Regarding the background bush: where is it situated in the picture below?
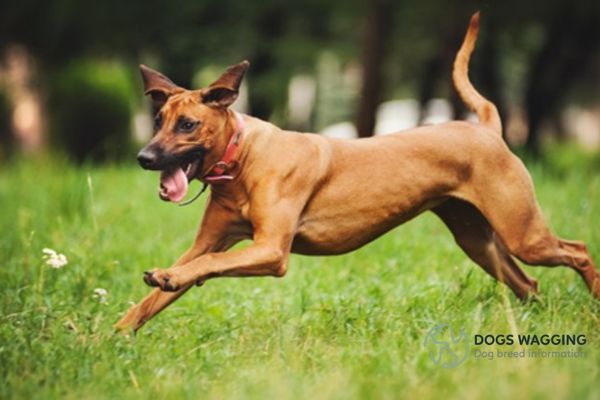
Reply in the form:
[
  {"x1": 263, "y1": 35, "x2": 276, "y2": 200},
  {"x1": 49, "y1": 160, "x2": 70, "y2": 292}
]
[{"x1": 48, "y1": 61, "x2": 135, "y2": 163}]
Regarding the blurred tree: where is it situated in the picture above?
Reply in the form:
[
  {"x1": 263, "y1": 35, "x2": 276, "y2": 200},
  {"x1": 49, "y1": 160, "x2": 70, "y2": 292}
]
[
  {"x1": 0, "y1": 89, "x2": 13, "y2": 160},
  {"x1": 524, "y1": 2, "x2": 600, "y2": 154},
  {"x1": 0, "y1": 0, "x2": 598, "y2": 158},
  {"x1": 355, "y1": 0, "x2": 392, "y2": 138},
  {"x1": 0, "y1": 0, "x2": 362, "y2": 130}
]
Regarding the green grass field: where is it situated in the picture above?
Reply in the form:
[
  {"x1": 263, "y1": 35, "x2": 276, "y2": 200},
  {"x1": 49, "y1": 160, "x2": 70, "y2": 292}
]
[{"x1": 1, "y1": 148, "x2": 599, "y2": 399}]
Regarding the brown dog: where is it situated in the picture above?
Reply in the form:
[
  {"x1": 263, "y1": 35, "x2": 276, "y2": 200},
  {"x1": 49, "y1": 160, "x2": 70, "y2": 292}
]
[{"x1": 115, "y1": 12, "x2": 600, "y2": 332}]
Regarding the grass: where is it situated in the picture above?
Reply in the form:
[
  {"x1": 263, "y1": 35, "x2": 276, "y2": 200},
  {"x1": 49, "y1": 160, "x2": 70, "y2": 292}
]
[{"x1": 0, "y1": 147, "x2": 599, "y2": 400}]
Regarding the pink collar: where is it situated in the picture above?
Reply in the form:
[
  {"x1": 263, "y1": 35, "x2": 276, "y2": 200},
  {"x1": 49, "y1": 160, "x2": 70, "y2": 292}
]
[{"x1": 202, "y1": 111, "x2": 245, "y2": 183}]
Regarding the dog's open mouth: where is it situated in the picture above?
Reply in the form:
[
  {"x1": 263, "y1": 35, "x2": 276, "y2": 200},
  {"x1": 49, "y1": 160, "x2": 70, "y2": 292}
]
[{"x1": 159, "y1": 160, "x2": 201, "y2": 202}]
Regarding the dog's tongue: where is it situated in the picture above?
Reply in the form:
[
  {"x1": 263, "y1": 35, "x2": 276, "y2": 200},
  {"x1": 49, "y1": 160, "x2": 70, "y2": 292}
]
[{"x1": 160, "y1": 168, "x2": 188, "y2": 202}]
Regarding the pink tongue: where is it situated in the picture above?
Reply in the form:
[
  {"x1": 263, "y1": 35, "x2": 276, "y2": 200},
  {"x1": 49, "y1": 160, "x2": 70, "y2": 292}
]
[{"x1": 160, "y1": 168, "x2": 189, "y2": 202}]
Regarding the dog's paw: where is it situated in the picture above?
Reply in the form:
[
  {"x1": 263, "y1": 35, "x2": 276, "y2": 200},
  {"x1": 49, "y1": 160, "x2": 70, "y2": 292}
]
[{"x1": 143, "y1": 269, "x2": 181, "y2": 291}]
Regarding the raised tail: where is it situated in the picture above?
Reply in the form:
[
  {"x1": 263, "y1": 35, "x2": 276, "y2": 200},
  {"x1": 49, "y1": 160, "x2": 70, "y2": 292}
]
[{"x1": 453, "y1": 11, "x2": 502, "y2": 134}]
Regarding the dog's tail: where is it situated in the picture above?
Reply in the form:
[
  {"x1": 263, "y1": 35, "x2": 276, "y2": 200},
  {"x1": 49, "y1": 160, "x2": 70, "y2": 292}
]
[{"x1": 453, "y1": 11, "x2": 502, "y2": 135}]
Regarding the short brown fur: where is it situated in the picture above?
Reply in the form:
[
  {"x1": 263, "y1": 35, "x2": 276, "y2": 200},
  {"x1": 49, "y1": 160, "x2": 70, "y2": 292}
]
[{"x1": 115, "y1": 12, "x2": 599, "y2": 332}]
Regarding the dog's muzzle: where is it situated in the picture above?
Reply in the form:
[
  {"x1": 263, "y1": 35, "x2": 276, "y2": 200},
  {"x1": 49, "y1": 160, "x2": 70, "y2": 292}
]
[
  {"x1": 136, "y1": 144, "x2": 206, "y2": 203},
  {"x1": 137, "y1": 148, "x2": 159, "y2": 170}
]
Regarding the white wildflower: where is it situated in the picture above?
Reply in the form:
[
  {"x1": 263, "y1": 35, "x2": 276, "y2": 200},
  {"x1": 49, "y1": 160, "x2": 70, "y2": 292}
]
[
  {"x1": 42, "y1": 248, "x2": 68, "y2": 269},
  {"x1": 92, "y1": 288, "x2": 108, "y2": 303}
]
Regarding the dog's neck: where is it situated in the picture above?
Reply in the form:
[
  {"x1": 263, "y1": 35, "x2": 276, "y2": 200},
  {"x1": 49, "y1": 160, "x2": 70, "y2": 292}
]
[
  {"x1": 196, "y1": 109, "x2": 243, "y2": 181},
  {"x1": 201, "y1": 111, "x2": 245, "y2": 183}
]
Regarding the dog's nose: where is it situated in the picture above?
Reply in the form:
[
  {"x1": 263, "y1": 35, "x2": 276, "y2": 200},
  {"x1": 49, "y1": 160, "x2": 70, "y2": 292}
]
[{"x1": 137, "y1": 149, "x2": 157, "y2": 169}]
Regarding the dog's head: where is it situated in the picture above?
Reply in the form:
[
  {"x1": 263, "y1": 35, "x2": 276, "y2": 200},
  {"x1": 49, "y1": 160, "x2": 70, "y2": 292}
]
[{"x1": 136, "y1": 61, "x2": 249, "y2": 202}]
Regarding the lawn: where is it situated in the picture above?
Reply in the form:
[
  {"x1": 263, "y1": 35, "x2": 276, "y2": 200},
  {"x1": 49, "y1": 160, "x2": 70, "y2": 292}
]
[{"x1": 1, "y1": 148, "x2": 599, "y2": 399}]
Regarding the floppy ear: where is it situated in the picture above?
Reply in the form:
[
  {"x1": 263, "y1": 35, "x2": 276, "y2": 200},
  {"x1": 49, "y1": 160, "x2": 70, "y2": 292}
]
[
  {"x1": 201, "y1": 60, "x2": 250, "y2": 108},
  {"x1": 139, "y1": 64, "x2": 182, "y2": 110}
]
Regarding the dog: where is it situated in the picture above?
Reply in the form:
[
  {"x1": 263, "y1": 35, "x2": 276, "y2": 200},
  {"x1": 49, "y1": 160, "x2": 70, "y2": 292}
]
[{"x1": 115, "y1": 12, "x2": 600, "y2": 332}]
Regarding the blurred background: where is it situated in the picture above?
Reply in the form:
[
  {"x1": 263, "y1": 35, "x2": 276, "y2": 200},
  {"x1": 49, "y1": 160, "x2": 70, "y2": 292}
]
[{"x1": 0, "y1": 0, "x2": 598, "y2": 163}]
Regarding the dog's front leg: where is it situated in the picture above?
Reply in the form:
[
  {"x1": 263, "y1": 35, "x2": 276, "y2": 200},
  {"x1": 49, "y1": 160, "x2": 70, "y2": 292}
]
[
  {"x1": 114, "y1": 200, "x2": 239, "y2": 332},
  {"x1": 143, "y1": 198, "x2": 301, "y2": 291},
  {"x1": 143, "y1": 241, "x2": 290, "y2": 291}
]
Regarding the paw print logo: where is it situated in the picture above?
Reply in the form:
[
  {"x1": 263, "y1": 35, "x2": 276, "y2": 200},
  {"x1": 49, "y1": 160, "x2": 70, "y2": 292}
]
[{"x1": 424, "y1": 323, "x2": 470, "y2": 368}]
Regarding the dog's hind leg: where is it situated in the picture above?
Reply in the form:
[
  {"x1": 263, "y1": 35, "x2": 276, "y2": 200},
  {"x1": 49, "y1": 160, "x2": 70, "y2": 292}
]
[
  {"x1": 115, "y1": 235, "x2": 241, "y2": 332},
  {"x1": 114, "y1": 200, "x2": 241, "y2": 332},
  {"x1": 432, "y1": 198, "x2": 538, "y2": 299},
  {"x1": 505, "y1": 233, "x2": 600, "y2": 299},
  {"x1": 114, "y1": 285, "x2": 193, "y2": 332},
  {"x1": 465, "y1": 165, "x2": 600, "y2": 299}
]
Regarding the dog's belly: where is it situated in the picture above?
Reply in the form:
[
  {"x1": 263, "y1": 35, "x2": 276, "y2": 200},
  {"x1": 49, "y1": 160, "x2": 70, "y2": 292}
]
[{"x1": 291, "y1": 197, "x2": 444, "y2": 255}]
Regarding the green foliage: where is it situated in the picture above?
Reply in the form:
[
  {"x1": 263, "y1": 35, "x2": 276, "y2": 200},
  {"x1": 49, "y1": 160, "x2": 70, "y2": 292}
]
[
  {"x1": 48, "y1": 61, "x2": 135, "y2": 162},
  {"x1": 541, "y1": 143, "x2": 600, "y2": 177},
  {"x1": 0, "y1": 153, "x2": 598, "y2": 399},
  {"x1": 1, "y1": 0, "x2": 598, "y2": 146}
]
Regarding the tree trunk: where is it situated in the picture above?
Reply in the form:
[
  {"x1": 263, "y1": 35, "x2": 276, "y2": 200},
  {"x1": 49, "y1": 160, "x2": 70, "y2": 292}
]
[
  {"x1": 248, "y1": 8, "x2": 286, "y2": 121},
  {"x1": 525, "y1": 5, "x2": 599, "y2": 154},
  {"x1": 355, "y1": 0, "x2": 392, "y2": 138}
]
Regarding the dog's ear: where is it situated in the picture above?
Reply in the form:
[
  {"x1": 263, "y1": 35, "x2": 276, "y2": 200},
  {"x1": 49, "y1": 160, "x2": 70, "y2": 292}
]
[
  {"x1": 201, "y1": 60, "x2": 250, "y2": 108},
  {"x1": 139, "y1": 65, "x2": 182, "y2": 110}
]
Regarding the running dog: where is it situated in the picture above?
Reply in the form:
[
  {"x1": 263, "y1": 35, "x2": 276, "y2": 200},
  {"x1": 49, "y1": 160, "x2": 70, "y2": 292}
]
[{"x1": 115, "y1": 12, "x2": 599, "y2": 332}]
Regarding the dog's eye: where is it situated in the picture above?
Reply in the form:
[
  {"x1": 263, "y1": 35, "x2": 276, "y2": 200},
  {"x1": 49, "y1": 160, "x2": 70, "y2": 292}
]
[
  {"x1": 153, "y1": 114, "x2": 163, "y2": 131},
  {"x1": 178, "y1": 119, "x2": 199, "y2": 133}
]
